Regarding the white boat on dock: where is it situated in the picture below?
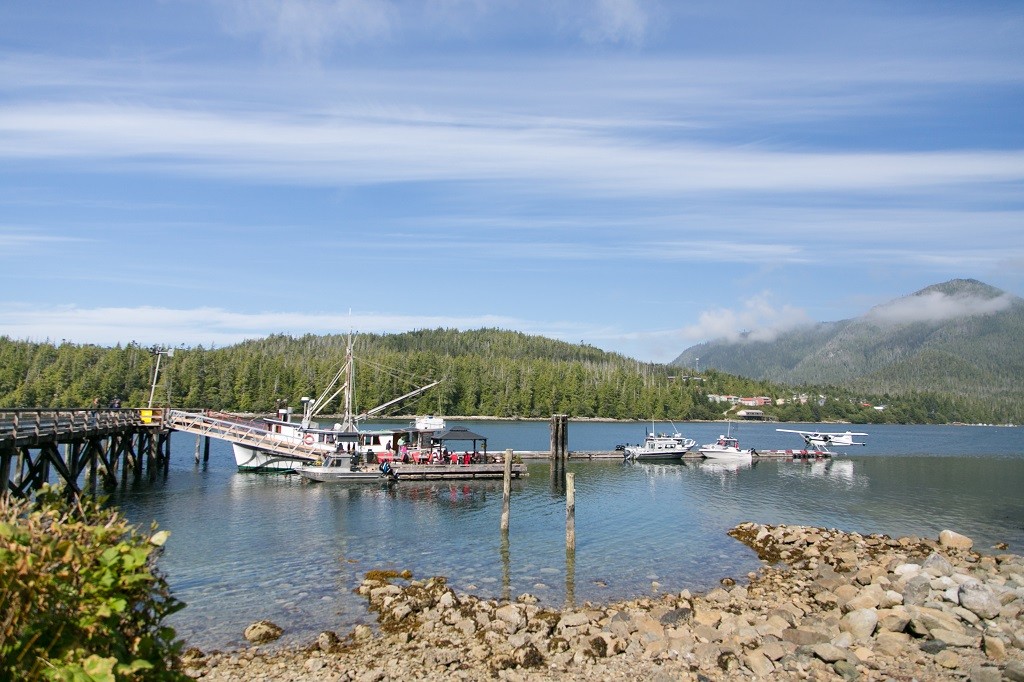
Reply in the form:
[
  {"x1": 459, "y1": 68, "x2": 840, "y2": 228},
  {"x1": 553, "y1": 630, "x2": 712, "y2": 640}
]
[
  {"x1": 622, "y1": 422, "x2": 697, "y2": 460},
  {"x1": 294, "y1": 454, "x2": 400, "y2": 483},
  {"x1": 698, "y1": 434, "x2": 754, "y2": 462}
]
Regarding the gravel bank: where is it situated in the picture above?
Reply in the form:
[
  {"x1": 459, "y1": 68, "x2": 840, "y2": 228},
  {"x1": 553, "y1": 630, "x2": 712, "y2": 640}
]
[{"x1": 182, "y1": 523, "x2": 1024, "y2": 681}]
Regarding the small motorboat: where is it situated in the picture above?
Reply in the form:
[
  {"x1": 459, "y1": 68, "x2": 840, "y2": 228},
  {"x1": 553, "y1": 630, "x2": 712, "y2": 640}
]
[
  {"x1": 699, "y1": 434, "x2": 753, "y2": 462},
  {"x1": 623, "y1": 430, "x2": 697, "y2": 460}
]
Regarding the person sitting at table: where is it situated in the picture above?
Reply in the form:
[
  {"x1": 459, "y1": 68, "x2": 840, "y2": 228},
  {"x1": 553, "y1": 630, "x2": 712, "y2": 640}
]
[{"x1": 449, "y1": 450, "x2": 459, "y2": 465}]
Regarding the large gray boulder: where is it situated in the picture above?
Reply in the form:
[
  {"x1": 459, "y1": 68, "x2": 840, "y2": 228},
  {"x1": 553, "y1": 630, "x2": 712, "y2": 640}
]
[
  {"x1": 957, "y1": 581, "x2": 1002, "y2": 620},
  {"x1": 921, "y1": 552, "x2": 954, "y2": 577},
  {"x1": 840, "y1": 608, "x2": 878, "y2": 640}
]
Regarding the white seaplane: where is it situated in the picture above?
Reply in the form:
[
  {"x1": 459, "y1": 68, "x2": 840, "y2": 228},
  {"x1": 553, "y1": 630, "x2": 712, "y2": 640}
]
[{"x1": 775, "y1": 429, "x2": 868, "y2": 450}]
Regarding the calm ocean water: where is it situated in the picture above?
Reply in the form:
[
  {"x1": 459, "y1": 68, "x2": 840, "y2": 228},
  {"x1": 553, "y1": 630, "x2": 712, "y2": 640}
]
[{"x1": 110, "y1": 420, "x2": 1024, "y2": 651}]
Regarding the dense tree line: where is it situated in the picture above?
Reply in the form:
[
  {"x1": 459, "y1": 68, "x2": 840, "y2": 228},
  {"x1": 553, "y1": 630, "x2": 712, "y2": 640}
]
[{"x1": 0, "y1": 330, "x2": 1013, "y2": 424}]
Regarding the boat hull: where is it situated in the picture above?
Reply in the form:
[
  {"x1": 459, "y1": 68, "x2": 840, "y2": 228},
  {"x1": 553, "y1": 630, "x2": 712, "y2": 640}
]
[
  {"x1": 699, "y1": 447, "x2": 753, "y2": 462},
  {"x1": 623, "y1": 447, "x2": 692, "y2": 461},
  {"x1": 295, "y1": 466, "x2": 387, "y2": 482},
  {"x1": 232, "y1": 443, "x2": 316, "y2": 472}
]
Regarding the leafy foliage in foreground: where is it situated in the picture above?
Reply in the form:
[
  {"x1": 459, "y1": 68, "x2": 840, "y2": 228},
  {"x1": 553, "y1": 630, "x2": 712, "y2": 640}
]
[
  {"x1": 0, "y1": 487, "x2": 186, "y2": 681},
  {"x1": 0, "y1": 328, "x2": 1010, "y2": 423}
]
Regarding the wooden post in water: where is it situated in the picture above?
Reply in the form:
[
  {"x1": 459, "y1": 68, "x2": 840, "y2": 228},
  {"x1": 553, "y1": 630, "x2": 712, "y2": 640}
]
[
  {"x1": 194, "y1": 435, "x2": 201, "y2": 463},
  {"x1": 88, "y1": 439, "x2": 99, "y2": 492},
  {"x1": 549, "y1": 414, "x2": 569, "y2": 461},
  {"x1": 565, "y1": 472, "x2": 576, "y2": 552},
  {"x1": 161, "y1": 432, "x2": 171, "y2": 474},
  {"x1": 0, "y1": 449, "x2": 11, "y2": 499},
  {"x1": 203, "y1": 435, "x2": 211, "y2": 462},
  {"x1": 147, "y1": 433, "x2": 158, "y2": 479},
  {"x1": 550, "y1": 414, "x2": 569, "y2": 487},
  {"x1": 500, "y1": 448, "x2": 513, "y2": 533},
  {"x1": 14, "y1": 448, "x2": 25, "y2": 490}
]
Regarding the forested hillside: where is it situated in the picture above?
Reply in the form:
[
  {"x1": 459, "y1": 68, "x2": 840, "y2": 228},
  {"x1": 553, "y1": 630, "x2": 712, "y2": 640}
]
[
  {"x1": 673, "y1": 279, "x2": 1024, "y2": 422},
  {"x1": 0, "y1": 328, "x2": 1009, "y2": 424}
]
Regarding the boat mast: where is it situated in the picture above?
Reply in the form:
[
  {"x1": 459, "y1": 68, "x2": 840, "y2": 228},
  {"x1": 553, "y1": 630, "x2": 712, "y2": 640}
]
[
  {"x1": 299, "y1": 333, "x2": 355, "y2": 430},
  {"x1": 339, "y1": 333, "x2": 356, "y2": 432}
]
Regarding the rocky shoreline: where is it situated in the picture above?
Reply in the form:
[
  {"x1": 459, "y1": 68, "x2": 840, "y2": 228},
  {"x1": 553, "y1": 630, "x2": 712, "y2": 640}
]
[{"x1": 183, "y1": 523, "x2": 1023, "y2": 681}]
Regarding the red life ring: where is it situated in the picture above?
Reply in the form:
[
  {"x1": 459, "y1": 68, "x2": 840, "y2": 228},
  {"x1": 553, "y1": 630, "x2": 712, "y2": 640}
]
[{"x1": 304, "y1": 434, "x2": 315, "y2": 445}]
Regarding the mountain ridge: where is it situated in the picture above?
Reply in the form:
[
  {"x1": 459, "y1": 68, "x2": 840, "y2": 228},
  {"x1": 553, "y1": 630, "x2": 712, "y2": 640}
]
[{"x1": 672, "y1": 279, "x2": 1024, "y2": 409}]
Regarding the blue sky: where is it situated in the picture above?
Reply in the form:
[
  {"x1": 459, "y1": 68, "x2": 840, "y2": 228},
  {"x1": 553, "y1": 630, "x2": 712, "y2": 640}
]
[{"x1": 1, "y1": 1, "x2": 1022, "y2": 363}]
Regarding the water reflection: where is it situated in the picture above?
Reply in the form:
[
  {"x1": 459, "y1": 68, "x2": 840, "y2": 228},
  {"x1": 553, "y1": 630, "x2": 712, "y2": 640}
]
[
  {"x1": 109, "y1": 424, "x2": 1024, "y2": 652},
  {"x1": 697, "y1": 459, "x2": 753, "y2": 474},
  {"x1": 774, "y1": 458, "x2": 864, "y2": 487}
]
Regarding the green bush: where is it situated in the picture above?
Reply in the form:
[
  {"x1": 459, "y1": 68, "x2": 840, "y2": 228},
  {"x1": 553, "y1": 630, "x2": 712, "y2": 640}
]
[{"x1": 0, "y1": 486, "x2": 187, "y2": 681}]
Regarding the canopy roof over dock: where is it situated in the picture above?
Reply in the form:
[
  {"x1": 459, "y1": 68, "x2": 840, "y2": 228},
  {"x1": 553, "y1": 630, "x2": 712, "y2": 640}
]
[{"x1": 432, "y1": 426, "x2": 488, "y2": 452}]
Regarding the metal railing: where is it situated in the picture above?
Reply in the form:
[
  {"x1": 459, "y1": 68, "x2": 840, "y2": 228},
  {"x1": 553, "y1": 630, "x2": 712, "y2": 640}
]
[{"x1": 164, "y1": 409, "x2": 324, "y2": 461}]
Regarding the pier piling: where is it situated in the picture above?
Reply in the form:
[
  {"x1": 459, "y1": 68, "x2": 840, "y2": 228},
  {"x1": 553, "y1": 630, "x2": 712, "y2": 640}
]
[
  {"x1": 500, "y1": 448, "x2": 513, "y2": 533},
  {"x1": 566, "y1": 471, "x2": 576, "y2": 552},
  {"x1": 550, "y1": 414, "x2": 568, "y2": 461}
]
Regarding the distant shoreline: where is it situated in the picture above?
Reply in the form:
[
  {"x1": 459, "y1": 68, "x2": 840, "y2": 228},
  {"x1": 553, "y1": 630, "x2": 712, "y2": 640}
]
[{"x1": 217, "y1": 412, "x2": 1014, "y2": 427}]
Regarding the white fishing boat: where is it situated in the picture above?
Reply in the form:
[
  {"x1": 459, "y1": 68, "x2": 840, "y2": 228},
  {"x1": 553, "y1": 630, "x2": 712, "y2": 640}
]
[
  {"x1": 230, "y1": 412, "x2": 342, "y2": 472},
  {"x1": 623, "y1": 426, "x2": 697, "y2": 461},
  {"x1": 233, "y1": 335, "x2": 440, "y2": 472}
]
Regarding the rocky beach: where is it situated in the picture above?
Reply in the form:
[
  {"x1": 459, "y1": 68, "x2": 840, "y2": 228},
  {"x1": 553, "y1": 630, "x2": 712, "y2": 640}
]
[{"x1": 183, "y1": 523, "x2": 1023, "y2": 681}]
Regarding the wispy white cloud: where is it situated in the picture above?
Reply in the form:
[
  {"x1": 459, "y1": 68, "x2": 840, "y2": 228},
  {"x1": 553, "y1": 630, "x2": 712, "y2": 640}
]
[
  {"x1": 0, "y1": 304, "x2": 518, "y2": 347},
  {"x1": 867, "y1": 291, "x2": 1016, "y2": 325},
  {"x1": 0, "y1": 228, "x2": 88, "y2": 252},
  {"x1": 214, "y1": 0, "x2": 398, "y2": 58},
  {"x1": 0, "y1": 302, "x2": 684, "y2": 362},
  {"x1": 2, "y1": 103, "x2": 1022, "y2": 197},
  {"x1": 678, "y1": 293, "x2": 814, "y2": 344},
  {"x1": 578, "y1": 0, "x2": 649, "y2": 45}
]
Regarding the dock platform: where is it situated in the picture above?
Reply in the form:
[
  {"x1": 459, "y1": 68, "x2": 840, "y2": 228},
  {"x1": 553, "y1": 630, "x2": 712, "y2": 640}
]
[{"x1": 390, "y1": 462, "x2": 527, "y2": 480}]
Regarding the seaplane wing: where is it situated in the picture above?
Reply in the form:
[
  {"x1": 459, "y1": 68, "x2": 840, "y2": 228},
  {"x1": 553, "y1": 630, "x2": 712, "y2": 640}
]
[{"x1": 776, "y1": 429, "x2": 868, "y2": 446}]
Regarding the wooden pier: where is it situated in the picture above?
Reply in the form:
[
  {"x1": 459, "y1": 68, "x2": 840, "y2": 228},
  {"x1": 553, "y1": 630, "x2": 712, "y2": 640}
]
[{"x1": 0, "y1": 408, "x2": 170, "y2": 498}]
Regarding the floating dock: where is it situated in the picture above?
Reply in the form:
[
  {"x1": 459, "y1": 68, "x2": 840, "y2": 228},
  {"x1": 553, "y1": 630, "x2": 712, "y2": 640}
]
[
  {"x1": 390, "y1": 461, "x2": 527, "y2": 480},
  {"x1": 512, "y1": 449, "x2": 833, "y2": 461}
]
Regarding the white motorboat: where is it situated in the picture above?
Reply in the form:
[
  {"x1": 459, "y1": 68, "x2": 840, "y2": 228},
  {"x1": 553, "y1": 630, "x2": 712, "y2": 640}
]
[
  {"x1": 623, "y1": 428, "x2": 697, "y2": 460},
  {"x1": 699, "y1": 434, "x2": 753, "y2": 462},
  {"x1": 295, "y1": 453, "x2": 400, "y2": 483}
]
